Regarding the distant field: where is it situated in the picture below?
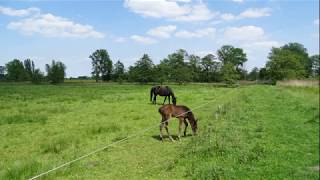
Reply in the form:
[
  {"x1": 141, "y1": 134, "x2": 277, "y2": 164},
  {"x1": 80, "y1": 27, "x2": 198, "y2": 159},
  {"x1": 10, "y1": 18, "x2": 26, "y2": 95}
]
[{"x1": 0, "y1": 83, "x2": 319, "y2": 179}]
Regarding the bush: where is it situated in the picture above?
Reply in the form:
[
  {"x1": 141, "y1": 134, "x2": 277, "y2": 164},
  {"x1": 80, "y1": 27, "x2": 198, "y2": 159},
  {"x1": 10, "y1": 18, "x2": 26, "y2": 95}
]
[
  {"x1": 45, "y1": 60, "x2": 66, "y2": 84},
  {"x1": 31, "y1": 69, "x2": 44, "y2": 84}
]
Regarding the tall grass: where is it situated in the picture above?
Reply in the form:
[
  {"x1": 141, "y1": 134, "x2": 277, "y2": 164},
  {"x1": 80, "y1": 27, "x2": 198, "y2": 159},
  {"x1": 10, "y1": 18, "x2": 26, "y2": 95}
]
[
  {"x1": 171, "y1": 86, "x2": 319, "y2": 179},
  {"x1": 0, "y1": 84, "x2": 318, "y2": 179}
]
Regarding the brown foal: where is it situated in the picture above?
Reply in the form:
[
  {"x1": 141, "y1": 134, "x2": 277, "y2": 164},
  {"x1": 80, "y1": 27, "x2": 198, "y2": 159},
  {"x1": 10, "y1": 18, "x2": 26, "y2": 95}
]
[{"x1": 158, "y1": 104, "x2": 198, "y2": 141}]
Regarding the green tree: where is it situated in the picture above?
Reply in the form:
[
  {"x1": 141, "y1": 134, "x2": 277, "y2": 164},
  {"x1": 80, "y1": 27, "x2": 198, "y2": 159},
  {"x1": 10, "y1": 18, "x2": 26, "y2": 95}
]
[
  {"x1": 159, "y1": 49, "x2": 192, "y2": 83},
  {"x1": 113, "y1": 60, "x2": 125, "y2": 82},
  {"x1": 309, "y1": 54, "x2": 319, "y2": 77},
  {"x1": 24, "y1": 59, "x2": 44, "y2": 84},
  {"x1": 217, "y1": 45, "x2": 247, "y2": 84},
  {"x1": 221, "y1": 63, "x2": 239, "y2": 84},
  {"x1": 239, "y1": 69, "x2": 248, "y2": 80},
  {"x1": 5, "y1": 59, "x2": 28, "y2": 81},
  {"x1": 154, "y1": 63, "x2": 169, "y2": 84},
  {"x1": 200, "y1": 54, "x2": 221, "y2": 82},
  {"x1": 188, "y1": 54, "x2": 201, "y2": 82},
  {"x1": 89, "y1": 49, "x2": 113, "y2": 82},
  {"x1": 248, "y1": 67, "x2": 259, "y2": 81},
  {"x1": 24, "y1": 59, "x2": 35, "y2": 80},
  {"x1": 266, "y1": 43, "x2": 309, "y2": 81},
  {"x1": 217, "y1": 45, "x2": 247, "y2": 70},
  {"x1": 128, "y1": 54, "x2": 155, "y2": 83},
  {"x1": 0, "y1": 66, "x2": 5, "y2": 80},
  {"x1": 31, "y1": 69, "x2": 44, "y2": 84},
  {"x1": 45, "y1": 60, "x2": 66, "y2": 84},
  {"x1": 259, "y1": 68, "x2": 269, "y2": 80}
]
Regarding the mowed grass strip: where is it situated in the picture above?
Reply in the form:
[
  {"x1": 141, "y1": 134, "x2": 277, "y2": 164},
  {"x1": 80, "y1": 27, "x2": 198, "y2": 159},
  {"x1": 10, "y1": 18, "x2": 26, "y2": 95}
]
[{"x1": 0, "y1": 83, "x2": 318, "y2": 179}]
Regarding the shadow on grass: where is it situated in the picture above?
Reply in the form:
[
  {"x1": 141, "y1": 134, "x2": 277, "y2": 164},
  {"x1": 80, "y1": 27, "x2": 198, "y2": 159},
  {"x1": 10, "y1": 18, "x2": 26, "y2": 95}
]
[{"x1": 151, "y1": 134, "x2": 193, "y2": 141}]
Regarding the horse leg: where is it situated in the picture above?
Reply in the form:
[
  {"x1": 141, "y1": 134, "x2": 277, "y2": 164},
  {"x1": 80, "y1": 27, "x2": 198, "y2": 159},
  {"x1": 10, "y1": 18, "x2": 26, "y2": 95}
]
[
  {"x1": 153, "y1": 94, "x2": 157, "y2": 104},
  {"x1": 178, "y1": 118, "x2": 184, "y2": 140},
  {"x1": 168, "y1": 96, "x2": 171, "y2": 104},
  {"x1": 183, "y1": 118, "x2": 188, "y2": 136},
  {"x1": 165, "y1": 122, "x2": 174, "y2": 141},
  {"x1": 163, "y1": 96, "x2": 167, "y2": 105}
]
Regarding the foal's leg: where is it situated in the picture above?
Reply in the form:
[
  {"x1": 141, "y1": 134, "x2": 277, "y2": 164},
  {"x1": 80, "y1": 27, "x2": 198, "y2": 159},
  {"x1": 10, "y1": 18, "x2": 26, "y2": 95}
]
[
  {"x1": 164, "y1": 122, "x2": 174, "y2": 141},
  {"x1": 178, "y1": 118, "x2": 184, "y2": 140},
  {"x1": 159, "y1": 119, "x2": 165, "y2": 141},
  {"x1": 183, "y1": 118, "x2": 188, "y2": 136}
]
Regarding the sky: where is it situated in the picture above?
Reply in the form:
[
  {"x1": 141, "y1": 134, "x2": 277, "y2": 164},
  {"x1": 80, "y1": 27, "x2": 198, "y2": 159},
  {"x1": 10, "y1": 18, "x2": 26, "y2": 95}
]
[{"x1": 0, "y1": 0, "x2": 319, "y2": 77}]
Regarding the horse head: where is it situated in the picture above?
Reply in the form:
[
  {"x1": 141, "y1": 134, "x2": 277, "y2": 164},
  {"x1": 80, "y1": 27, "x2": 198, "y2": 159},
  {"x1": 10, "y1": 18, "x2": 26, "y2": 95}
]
[
  {"x1": 172, "y1": 97, "x2": 177, "y2": 105},
  {"x1": 192, "y1": 118, "x2": 198, "y2": 135}
]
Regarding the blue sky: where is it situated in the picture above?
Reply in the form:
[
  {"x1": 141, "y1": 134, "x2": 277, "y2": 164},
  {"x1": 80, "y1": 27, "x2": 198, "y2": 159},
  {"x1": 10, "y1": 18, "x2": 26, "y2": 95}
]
[{"x1": 0, "y1": 0, "x2": 319, "y2": 77}]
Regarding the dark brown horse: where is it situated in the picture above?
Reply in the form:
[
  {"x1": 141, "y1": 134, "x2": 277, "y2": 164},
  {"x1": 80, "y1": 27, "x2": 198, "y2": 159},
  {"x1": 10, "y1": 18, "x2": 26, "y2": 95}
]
[
  {"x1": 150, "y1": 86, "x2": 176, "y2": 105},
  {"x1": 158, "y1": 104, "x2": 198, "y2": 141}
]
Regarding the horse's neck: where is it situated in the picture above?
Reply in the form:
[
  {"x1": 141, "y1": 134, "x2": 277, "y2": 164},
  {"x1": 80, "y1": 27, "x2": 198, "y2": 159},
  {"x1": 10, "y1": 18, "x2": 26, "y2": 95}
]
[
  {"x1": 169, "y1": 90, "x2": 175, "y2": 97},
  {"x1": 187, "y1": 113, "x2": 195, "y2": 125}
]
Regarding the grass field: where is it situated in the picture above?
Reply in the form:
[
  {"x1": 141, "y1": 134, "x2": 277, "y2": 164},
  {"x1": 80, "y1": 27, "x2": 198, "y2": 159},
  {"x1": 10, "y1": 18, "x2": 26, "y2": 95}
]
[{"x1": 0, "y1": 83, "x2": 319, "y2": 179}]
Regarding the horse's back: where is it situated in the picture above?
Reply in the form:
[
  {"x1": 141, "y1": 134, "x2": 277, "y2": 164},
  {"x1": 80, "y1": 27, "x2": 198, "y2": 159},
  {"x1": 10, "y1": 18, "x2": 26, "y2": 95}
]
[
  {"x1": 159, "y1": 104, "x2": 190, "y2": 118},
  {"x1": 158, "y1": 104, "x2": 174, "y2": 114}
]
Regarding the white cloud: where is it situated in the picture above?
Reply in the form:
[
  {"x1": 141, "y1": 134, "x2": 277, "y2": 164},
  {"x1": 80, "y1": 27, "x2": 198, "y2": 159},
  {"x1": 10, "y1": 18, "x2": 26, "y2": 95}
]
[
  {"x1": 240, "y1": 40, "x2": 280, "y2": 69},
  {"x1": 239, "y1": 8, "x2": 271, "y2": 18},
  {"x1": 220, "y1": 13, "x2": 236, "y2": 21},
  {"x1": 314, "y1": 19, "x2": 319, "y2": 25},
  {"x1": 224, "y1": 26, "x2": 265, "y2": 41},
  {"x1": 130, "y1": 35, "x2": 157, "y2": 44},
  {"x1": 0, "y1": 6, "x2": 40, "y2": 17},
  {"x1": 219, "y1": 8, "x2": 271, "y2": 22},
  {"x1": 175, "y1": 27, "x2": 215, "y2": 38},
  {"x1": 173, "y1": 4, "x2": 216, "y2": 22},
  {"x1": 7, "y1": 13, "x2": 105, "y2": 38},
  {"x1": 124, "y1": 0, "x2": 216, "y2": 22},
  {"x1": 218, "y1": 25, "x2": 280, "y2": 69},
  {"x1": 124, "y1": 0, "x2": 189, "y2": 18},
  {"x1": 147, "y1": 25, "x2": 176, "y2": 38}
]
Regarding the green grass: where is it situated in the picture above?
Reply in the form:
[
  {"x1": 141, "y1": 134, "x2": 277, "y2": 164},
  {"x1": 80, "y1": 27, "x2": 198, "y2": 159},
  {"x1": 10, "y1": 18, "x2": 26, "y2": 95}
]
[{"x1": 0, "y1": 83, "x2": 318, "y2": 179}]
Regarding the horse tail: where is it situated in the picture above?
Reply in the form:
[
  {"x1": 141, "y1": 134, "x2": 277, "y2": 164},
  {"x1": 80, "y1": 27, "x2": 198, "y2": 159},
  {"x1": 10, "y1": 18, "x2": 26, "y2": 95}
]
[{"x1": 150, "y1": 87, "x2": 154, "y2": 101}]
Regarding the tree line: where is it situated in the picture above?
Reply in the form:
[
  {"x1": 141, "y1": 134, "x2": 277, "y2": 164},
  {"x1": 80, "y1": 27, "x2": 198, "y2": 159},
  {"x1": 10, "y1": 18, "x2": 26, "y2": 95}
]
[
  {"x1": 89, "y1": 42, "x2": 319, "y2": 84},
  {"x1": 0, "y1": 42, "x2": 319, "y2": 84},
  {"x1": 0, "y1": 59, "x2": 66, "y2": 84},
  {"x1": 89, "y1": 45, "x2": 247, "y2": 84}
]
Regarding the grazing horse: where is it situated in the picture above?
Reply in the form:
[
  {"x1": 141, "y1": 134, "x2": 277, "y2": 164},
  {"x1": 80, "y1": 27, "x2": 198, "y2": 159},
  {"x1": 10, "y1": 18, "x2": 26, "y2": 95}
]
[
  {"x1": 158, "y1": 104, "x2": 198, "y2": 141},
  {"x1": 150, "y1": 86, "x2": 176, "y2": 105}
]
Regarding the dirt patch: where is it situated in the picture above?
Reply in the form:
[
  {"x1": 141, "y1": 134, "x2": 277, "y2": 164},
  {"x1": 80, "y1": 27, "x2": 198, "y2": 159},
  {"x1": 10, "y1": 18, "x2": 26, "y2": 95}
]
[
  {"x1": 277, "y1": 80, "x2": 319, "y2": 87},
  {"x1": 309, "y1": 165, "x2": 319, "y2": 171}
]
